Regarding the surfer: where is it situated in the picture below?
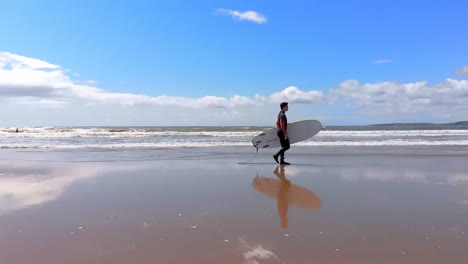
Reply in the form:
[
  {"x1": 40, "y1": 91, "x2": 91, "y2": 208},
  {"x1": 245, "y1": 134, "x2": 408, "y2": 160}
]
[{"x1": 273, "y1": 102, "x2": 290, "y2": 165}]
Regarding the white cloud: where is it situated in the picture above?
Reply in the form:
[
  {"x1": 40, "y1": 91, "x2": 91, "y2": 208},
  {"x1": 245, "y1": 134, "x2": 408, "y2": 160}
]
[
  {"x1": 269, "y1": 86, "x2": 326, "y2": 104},
  {"x1": 455, "y1": 65, "x2": 468, "y2": 77},
  {"x1": 15, "y1": 98, "x2": 69, "y2": 108},
  {"x1": 216, "y1": 9, "x2": 267, "y2": 24},
  {"x1": 373, "y1": 59, "x2": 392, "y2": 64},
  {"x1": 0, "y1": 52, "x2": 323, "y2": 109},
  {"x1": 0, "y1": 52, "x2": 59, "y2": 69},
  {"x1": 87, "y1": 80, "x2": 98, "y2": 85},
  {"x1": 2, "y1": 51, "x2": 468, "y2": 126},
  {"x1": 332, "y1": 79, "x2": 468, "y2": 116},
  {"x1": 0, "y1": 53, "x2": 325, "y2": 125}
]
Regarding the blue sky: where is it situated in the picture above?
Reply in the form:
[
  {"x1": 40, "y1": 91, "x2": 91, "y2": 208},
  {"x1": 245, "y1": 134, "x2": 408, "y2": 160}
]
[{"x1": 0, "y1": 0, "x2": 467, "y2": 126}]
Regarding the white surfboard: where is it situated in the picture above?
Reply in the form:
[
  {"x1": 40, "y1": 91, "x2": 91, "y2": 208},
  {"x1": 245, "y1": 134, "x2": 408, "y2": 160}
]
[{"x1": 252, "y1": 120, "x2": 322, "y2": 149}]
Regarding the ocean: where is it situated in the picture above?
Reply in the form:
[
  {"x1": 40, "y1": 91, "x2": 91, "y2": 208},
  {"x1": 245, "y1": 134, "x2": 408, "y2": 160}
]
[{"x1": 1, "y1": 126, "x2": 468, "y2": 153}]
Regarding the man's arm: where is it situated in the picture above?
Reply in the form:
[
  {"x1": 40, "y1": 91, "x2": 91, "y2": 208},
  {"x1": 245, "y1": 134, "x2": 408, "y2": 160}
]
[{"x1": 280, "y1": 118, "x2": 288, "y2": 139}]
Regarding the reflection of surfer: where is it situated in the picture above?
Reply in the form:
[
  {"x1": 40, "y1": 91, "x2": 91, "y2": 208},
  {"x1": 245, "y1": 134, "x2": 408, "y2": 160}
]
[
  {"x1": 252, "y1": 166, "x2": 322, "y2": 229},
  {"x1": 274, "y1": 165, "x2": 290, "y2": 228}
]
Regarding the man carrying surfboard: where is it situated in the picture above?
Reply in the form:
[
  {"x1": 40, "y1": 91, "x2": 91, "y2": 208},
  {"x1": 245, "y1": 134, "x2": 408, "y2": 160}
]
[{"x1": 273, "y1": 102, "x2": 290, "y2": 165}]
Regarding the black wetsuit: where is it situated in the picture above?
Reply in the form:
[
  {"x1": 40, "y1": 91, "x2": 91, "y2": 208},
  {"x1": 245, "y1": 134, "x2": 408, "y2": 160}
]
[{"x1": 275, "y1": 111, "x2": 290, "y2": 161}]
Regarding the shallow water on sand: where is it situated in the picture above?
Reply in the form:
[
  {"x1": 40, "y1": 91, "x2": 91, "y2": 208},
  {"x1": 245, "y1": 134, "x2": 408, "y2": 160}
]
[{"x1": 0, "y1": 150, "x2": 467, "y2": 264}]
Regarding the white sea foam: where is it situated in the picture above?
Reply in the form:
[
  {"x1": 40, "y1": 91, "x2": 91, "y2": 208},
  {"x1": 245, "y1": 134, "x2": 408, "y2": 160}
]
[
  {"x1": 0, "y1": 127, "x2": 262, "y2": 138},
  {"x1": 299, "y1": 140, "x2": 468, "y2": 146},
  {"x1": 1, "y1": 127, "x2": 468, "y2": 138},
  {"x1": 239, "y1": 237, "x2": 281, "y2": 264},
  {"x1": 0, "y1": 142, "x2": 252, "y2": 149},
  {"x1": 1, "y1": 127, "x2": 467, "y2": 149},
  {"x1": 1, "y1": 139, "x2": 468, "y2": 149},
  {"x1": 320, "y1": 130, "x2": 468, "y2": 137}
]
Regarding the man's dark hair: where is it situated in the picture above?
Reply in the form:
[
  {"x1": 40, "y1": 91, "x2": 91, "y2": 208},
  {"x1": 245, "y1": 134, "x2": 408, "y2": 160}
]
[{"x1": 280, "y1": 102, "x2": 288, "y2": 108}]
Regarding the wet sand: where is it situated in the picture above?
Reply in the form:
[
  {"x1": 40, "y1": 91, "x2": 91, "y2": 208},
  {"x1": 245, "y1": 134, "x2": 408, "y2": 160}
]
[{"x1": 0, "y1": 149, "x2": 467, "y2": 264}]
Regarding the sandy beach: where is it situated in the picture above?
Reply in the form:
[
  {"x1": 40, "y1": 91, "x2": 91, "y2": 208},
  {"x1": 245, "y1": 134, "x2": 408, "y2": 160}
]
[
  {"x1": 0, "y1": 148, "x2": 467, "y2": 264},
  {"x1": 2, "y1": 0, "x2": 467, "y2": 262}
]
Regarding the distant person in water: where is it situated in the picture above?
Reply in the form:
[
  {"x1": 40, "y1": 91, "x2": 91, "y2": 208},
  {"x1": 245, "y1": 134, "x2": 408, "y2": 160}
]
[
  {"x1": 16, "y1": 128, "x2": 19, "y2": 133},
  {"x1": 273, "y1": 102, "x2": 290, "y2": 165}
]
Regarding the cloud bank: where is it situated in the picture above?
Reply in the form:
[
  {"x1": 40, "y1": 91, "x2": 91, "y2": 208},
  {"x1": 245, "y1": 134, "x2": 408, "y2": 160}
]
[
  {"x1": 332, "y1": 79, "x2": 468, "y2": 116},
  {"x1": 0, "y1": 52, "x2": 323, "y2": 108},
  {"x1": 1, "y1": 52, "x2": 468, "y2": 125}
]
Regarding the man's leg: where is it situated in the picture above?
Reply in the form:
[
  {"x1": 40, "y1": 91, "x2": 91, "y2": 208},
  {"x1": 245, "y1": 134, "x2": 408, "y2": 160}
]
[
  {"x1": 274, "y1": 130, "x2": 286, "y2": 163},
  {"x1": 280, "y1": 138, "x2": 290, "y2": 164}
]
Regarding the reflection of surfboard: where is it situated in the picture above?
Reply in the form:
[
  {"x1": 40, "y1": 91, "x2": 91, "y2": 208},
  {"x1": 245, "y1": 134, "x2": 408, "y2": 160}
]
[
  {"x1": 252, "y1": 177, "x2": 322, "y2": 210},
  {"x1": 252, "y1": 120, "x2": 322, "y2": 149}
]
